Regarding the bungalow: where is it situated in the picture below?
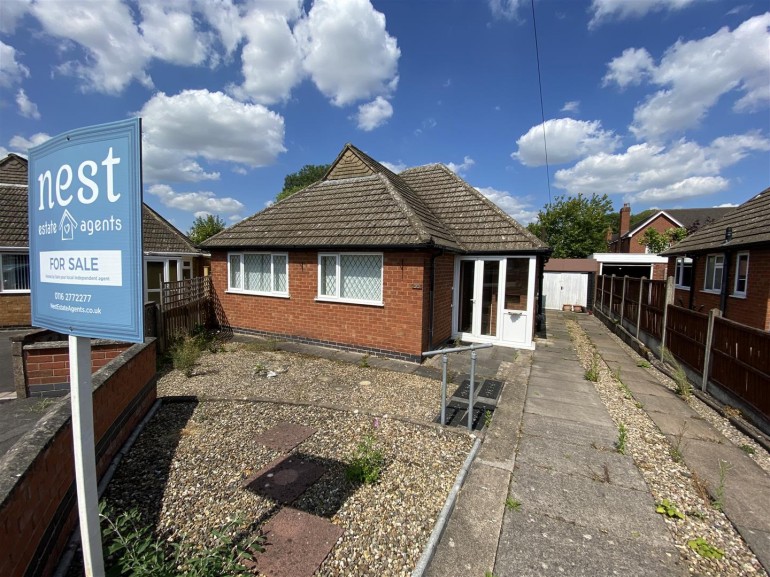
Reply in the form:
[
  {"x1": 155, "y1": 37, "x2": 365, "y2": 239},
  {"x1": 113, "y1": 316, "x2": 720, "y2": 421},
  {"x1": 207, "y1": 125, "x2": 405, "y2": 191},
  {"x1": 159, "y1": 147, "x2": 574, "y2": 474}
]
[
  {"x1": 662, "y1": 187, "x2": 770, "y2": 331},
  {"x1": 201, "y1": 144, "x2": 550, "y2": 361},
  {"x1": 0, "y1": 153, "x2": 206, "y2": 328}
]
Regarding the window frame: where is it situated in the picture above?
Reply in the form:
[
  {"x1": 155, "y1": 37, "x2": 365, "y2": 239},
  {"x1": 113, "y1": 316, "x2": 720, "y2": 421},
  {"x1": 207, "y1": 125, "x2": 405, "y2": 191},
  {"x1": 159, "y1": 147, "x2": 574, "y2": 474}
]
[
  {"x1": 703, "y1": 253, "x2": 724, "y2": 293},
  {"x1": 227, "y1": 252, "x2": 289, "y2": 298},
  {"x1": 732, "y1": 252, "x2": 749, "y2": 297},
  {"x1": 674, "y1": 257, "x2": 692, "y2": 289},
  {"x1": 0, "y1": 252, "x2": 31, "y2": 293},
  {"x1": 316, "y1": 252, "x2": 384, "y2": 306}
]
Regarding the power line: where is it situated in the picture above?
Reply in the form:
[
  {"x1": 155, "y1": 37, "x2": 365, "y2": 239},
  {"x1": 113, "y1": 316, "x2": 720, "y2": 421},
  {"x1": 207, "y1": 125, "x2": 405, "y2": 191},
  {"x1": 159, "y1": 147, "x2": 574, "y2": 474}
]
[{"x1": 530, "y1": 0, "x2": 552, "y2": 206}]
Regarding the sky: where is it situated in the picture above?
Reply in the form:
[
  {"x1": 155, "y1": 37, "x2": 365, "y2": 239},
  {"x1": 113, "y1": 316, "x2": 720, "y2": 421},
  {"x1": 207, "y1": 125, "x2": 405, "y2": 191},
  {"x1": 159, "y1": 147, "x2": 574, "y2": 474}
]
[{"x1": 1, "y1": 0, "x2": 769, "y2": 235}]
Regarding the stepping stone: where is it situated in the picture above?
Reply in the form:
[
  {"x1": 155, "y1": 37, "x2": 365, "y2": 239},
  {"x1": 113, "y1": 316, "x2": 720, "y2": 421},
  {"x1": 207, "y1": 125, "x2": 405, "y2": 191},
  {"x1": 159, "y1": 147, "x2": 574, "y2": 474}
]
[
  {"x1": 255, "y1": 508, "x2": 343, "y2": 577},
  {"x1": 254, "y1": 422, "x2": 317, "y2": 452},
  {"x1": 243, "y1": 454, "x2": 325, "y2": 503}
]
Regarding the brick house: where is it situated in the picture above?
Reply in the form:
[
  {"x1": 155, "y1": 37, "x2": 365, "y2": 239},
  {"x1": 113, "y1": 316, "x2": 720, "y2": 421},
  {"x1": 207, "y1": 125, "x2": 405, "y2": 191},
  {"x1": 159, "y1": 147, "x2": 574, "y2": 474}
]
[
  {"x1": 662, "y1": 187, "x2": 770, "y2": 331},
  {"x1": 0, "y1": 153, "x2": 205, "y2": 328},
  {"x1": 594, "y1": 203, "x2": 732, "y2": 280},
  {"x1": 202, "y1": 144, "x2": 550, "y2": 361}
]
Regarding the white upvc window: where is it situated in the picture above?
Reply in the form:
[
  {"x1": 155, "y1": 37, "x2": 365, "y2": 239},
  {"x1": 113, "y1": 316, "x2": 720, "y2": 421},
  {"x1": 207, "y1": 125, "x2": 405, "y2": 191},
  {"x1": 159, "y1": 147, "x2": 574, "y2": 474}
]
[
  {"x1": 228, "y1": 252, "x2": 289, "y2": 297},
  {"x1": 703, "y1": 254, "x2": 724, "y2": 293},
  {"x1": 733, "y1": 253, "x2": 749, "y2": 297},
  {"x1": 317, "y1": 253, "x2": 383, "y2": 306},
  {"x1": 0, "y1": 253, "x2": 30, "y2": 293},
  {"x1": 674, "y1": 257, "x2": 692, "y2": 289}
]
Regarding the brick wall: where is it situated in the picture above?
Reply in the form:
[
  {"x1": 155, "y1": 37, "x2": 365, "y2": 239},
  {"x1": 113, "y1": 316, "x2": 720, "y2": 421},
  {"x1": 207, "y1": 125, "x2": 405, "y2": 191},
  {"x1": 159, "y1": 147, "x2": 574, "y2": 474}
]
[
  {"x1": 0, "y1": 293, "x2": 31, "y2": 327},
  {"x1": 23, "y1": 342, "x2": 130, "y2": 397},
  {"x1": 0, "y1": 339, "x2": 157, "y2": 577},
  {"x1": 210, "y1": 250, "x2": 431, "y2": 360},
  {"x1": 430, "y1": 254, "x2": 454, "y2": 348}
]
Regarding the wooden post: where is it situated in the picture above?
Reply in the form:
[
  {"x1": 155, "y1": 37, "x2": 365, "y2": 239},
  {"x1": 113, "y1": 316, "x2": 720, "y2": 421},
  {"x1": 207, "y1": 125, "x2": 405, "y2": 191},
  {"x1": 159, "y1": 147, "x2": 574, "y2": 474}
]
[
  {"x1": 636, "y1": 277, "x2": 645, "y2": 340},
  {"x1": 659, "y1": 276, "x2": 675, "y2": 359},
  {"x1": 620, "y1": 276, "x2": 628, "y2": 325},
  {"x1": 702, "y1": 308, "x2": 721, "y2": 391},
  {"x1": 610, "y1": 275, "x2": 616, "y2": 320}
]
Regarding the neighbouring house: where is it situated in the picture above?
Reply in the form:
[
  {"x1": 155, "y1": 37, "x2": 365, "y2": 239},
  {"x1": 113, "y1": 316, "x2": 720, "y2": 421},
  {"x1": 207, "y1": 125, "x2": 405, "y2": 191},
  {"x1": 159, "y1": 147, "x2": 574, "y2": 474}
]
[
  {"x1": 0, "y1": 153, "x2": 206, "y2": 328},
  {"x1": 201, "y1": 143, "x2": 550, "y2": 361},
  {"x1": 594, "y1": 203, "x2": 733, "y2": 280},
  {"x1": 662, "y1": 187, "x2": 770, "y2": 331},
  {"x1": 543, "y1": 258, "x2": 599, "y2": 311}
]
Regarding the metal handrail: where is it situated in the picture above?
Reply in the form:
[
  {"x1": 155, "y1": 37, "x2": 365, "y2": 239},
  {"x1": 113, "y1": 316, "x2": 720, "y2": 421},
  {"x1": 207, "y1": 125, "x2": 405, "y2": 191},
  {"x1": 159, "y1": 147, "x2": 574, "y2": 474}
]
[{"x1": 422, "y1": 343, "x2": 494, "y2": 431}]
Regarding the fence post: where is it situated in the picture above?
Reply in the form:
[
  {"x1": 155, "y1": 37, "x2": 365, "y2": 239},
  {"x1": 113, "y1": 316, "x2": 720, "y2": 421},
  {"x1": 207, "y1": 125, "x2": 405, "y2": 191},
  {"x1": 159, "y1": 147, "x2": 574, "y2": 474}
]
[
  {"x1": 701, "y1": 308, "x2": 722, "y2": 391},
  {"x1": 620, "y1": 276, "x2": 628, "y2": 326},
  {"x1": 610, "y1": 275, "x2": 616, "y2": 320},
  {"x1": 659, "y1": 276, "x2": 675, "y2": 360},
  {"x1": 600, "y1": 275, "x2": 605, "y2": 313},
  {"x1": 636, "y1": 277, "x2": 645, "y2": 340}
]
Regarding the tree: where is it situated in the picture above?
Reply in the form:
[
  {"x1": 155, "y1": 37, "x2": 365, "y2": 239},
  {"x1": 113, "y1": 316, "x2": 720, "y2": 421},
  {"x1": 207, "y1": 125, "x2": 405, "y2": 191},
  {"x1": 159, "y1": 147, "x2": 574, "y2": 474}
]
[
  {"x1": 276, "y1": 163, "x2": 330, "y2": 202},
  {"x1": 527, "y1": 193, "x2": 615, "y2": 258},
  {"x1": 188, "y1": 214, "x2": 226, "y2": 244},
  {"x1": 638, "y1": 227, "x2": 687, "y2": 254}
]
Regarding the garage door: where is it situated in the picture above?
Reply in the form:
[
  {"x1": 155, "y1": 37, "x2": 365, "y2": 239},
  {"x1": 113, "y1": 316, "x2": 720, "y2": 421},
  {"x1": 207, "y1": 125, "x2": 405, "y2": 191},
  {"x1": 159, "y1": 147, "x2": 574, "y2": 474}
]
[{"x1": 543, "y1": 272, "x2": 588, "y2": 310}]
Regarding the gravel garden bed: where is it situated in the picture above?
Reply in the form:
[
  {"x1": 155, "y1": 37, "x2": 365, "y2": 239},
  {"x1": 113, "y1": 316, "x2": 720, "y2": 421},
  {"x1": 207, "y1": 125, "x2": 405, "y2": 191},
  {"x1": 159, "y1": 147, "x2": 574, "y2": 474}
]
[
  {"x1": 567, "y1": 319, "x2": 768, "y2": 577},
  {"x1": 83, "y1": 341, "x2": 475, "y2": 576}
]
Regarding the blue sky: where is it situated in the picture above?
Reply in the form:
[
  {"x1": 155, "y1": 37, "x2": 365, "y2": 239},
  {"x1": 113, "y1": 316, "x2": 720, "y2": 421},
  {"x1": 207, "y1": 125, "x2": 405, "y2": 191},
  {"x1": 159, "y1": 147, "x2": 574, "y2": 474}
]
[{"x1": 1, "y1": 0, "x2": 768, "y2": 235}]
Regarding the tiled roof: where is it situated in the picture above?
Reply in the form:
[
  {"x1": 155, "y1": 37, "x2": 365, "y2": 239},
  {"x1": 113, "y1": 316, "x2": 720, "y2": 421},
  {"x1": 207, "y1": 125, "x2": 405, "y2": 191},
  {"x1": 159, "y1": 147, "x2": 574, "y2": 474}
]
[
  {"x1": 142, "y1": 204, "x2": 202, "y2": 254},
  {"x1": 659, "y1": 208, "x2": 733, "y2": 232},
  {"x1": 204, "y1": 144, "x2": 547, "y2": 254},
  {"x1": 663, "y1": 187, "x2": 770, "y2": 255},
  {"x1": 0, "y1": 154, "x2": 28, "y2": 186},
  {"x1": 0, "y1": 183, "x2": 29, "y2": 248}
]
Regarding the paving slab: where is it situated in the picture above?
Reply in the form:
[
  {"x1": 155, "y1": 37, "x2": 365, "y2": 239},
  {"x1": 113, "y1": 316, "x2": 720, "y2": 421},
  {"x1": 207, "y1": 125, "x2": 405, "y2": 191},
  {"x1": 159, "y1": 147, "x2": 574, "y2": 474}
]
[
  {"x1": 495, "y1": 508, "x2": 685, "y2": 577},
  {"x1": 525, "y1": 385, "x2": 605, "y2": 409},
  {"x1": 255, "y1": 507, "x2": 343, "y2": 577},
  {"x1": 243, "y1": 454, "x2": 326, "y2": 504},
  {"x1": 521, "y1": 411, "x2": 617, "y2": 448},
  {"x1": 622, "y1": 376, "x2": 677, "y2": 397},
  {"x1": 524, "y1": 396, "x2": 614, "y2": 427},
  {"x1": 253, "y1": 422, "x2": 317, "y2": 452},
  {"x1": 527, "y1": 376, "x2": 598, "y2": 395},
  {"x1": 658, "y1": 414, "x2": 724, "y2": 443}
]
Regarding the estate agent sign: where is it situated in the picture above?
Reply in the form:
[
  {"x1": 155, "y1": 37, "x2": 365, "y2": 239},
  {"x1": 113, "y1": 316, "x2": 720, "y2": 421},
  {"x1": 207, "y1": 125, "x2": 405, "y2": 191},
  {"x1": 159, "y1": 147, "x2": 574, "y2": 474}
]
[{"x1": 28, "y1": 118, "x2": 143, "y2": 343}]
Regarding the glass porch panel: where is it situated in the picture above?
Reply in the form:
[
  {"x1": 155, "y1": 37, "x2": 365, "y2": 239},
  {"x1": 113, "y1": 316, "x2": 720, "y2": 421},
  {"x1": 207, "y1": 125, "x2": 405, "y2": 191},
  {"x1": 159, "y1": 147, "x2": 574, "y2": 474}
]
[
  {"x1": 458, "y1": 260, "x2": 475, "y2": 333},
  {"x1": 480, "y1": 261, "x2": 500, "y2": 336},
  {"x1": 505, "y1": 258, "x2": 530, "y2": 311}
]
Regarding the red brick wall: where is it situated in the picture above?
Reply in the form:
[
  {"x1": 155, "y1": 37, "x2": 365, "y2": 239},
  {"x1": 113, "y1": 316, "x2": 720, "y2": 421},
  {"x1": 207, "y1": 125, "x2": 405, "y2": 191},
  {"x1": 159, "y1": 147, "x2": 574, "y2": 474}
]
[
  {"x1": 0, "y1": 293, "x2": 31, "y2": 327},
  {"x1": 210, "y1": 250, "x2": 429, "y2": 359},
  {"x1": 0, "y1": 340, "x2": 157, "y2": 577},
  {"x1": 23, "y1": 343, "x2": 130, "y2": 396},
  {"x1": 431, "y1": 254, "x2": 455, "y2": 348}
]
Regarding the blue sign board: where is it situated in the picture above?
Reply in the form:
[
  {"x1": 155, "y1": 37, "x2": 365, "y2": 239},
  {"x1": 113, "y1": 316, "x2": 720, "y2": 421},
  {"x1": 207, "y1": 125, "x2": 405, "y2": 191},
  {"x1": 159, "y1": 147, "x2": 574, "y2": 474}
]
[{"x1": 28, "y1": 118, "x2": 144, "y2": 343}]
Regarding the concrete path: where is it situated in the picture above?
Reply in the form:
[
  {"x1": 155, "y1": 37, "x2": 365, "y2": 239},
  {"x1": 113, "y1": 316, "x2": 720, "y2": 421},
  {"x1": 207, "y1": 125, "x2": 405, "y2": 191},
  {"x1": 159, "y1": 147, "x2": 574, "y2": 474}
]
[{"x1": 578, "y1": 314, "x2": 770, "y2": 571}]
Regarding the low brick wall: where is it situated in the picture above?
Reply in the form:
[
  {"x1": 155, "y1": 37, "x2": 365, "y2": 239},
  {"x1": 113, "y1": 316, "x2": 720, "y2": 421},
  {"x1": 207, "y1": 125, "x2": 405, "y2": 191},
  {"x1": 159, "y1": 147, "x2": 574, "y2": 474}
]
[
  {"x1": 0, "y1": 338, "x2": 157, "y2": 577},
  {"x1": 0, "y1": 293, "x2": 31, "y2": 328}
]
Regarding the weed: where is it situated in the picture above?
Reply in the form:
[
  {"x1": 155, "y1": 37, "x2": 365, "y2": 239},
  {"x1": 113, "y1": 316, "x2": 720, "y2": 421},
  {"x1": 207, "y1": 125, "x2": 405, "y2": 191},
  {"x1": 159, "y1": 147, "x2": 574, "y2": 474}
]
[
  {"x1": 584, "y1": 355, "x2": 600, "y2": 382},
  {"x1": 505, "y1": 497, "x2": 521, "y2": 511},
  {"x1": 616, "y1": 423, "x2": 628, "y2": 455},
  {"x1": 687, "y1": 537, "x2": 724, "y2": 560},
  {"x1": 691, "y1": 471, "x2": 711, "y2": 504},
  {"x1": 655, "y1": 499, "x2": 685, "y2": 520},
  {"x1": 637, "y1": 360, "x2": 651, "y2": 368},
  {"x1": 252, "y1": 362, "x2": 267, "y2": 378},
  {"x1": 612, "y1": 366, "x2": 622, "y2": 382},
  {"x1": 712, "y1": 459, "x2": 732, "y2": 511},
  {"x1": 242, "y1": 338, "x2": 279, "y2": 353},
  {"x1": 723, "y1": 405, "x2": 741, "y2": 419},
  {"x1": 688, "y1": 510, "x2": 707, "y2": 520},
  {"x1": 453, "y1": 335, "x2": 463, "y2": 347},
  {"x1": 670, "y1": 422, "x2": 688, "y2": 464},
  {"x1": 661, "y1": 347, "x2": 692, "y2": 400},
  {"x1": 484, "y1": 410, "x2": 493, "y2": 429},
  {"x1": 346, "y1": 419, "x2": 385, "y2": 485},
  {"x1": 617, "y1": 379, "x2": 632, "y2": 399},
  {"x1": 740, "y1": 444, "x2": 755, "y2": 455},
  {"x1": 170, "y1": 335, "x2": 203, "y2": 377},
  {"x1": 358, "y1": 354, "x2": 370, "y2": 369},
  {"x1": 485, "y1": 572, "x2": 498, "y2": 577}
]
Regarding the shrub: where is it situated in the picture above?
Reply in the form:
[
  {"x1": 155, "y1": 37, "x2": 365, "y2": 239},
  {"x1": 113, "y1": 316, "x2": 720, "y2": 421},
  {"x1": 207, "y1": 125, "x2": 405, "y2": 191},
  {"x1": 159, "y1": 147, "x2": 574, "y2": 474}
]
[
  {"x1": 171, "y1": 335, "x2": 202, "y2": 377},
  {"x1": 346, "y1": 419, "x2": 385, "y2": 485}
]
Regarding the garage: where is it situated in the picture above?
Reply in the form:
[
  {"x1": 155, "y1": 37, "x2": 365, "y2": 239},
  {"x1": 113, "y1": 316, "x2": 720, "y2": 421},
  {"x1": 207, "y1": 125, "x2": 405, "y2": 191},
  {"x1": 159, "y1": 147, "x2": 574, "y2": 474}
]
[{"x1": 543, "y1": 259, "x2": 598, "y2": 311}]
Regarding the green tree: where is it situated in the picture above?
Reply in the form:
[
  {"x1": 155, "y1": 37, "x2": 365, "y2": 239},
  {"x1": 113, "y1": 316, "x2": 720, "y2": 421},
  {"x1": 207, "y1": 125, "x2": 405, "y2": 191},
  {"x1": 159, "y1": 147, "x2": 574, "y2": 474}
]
[
  {"x1": 527, "y1": 193, "x2": 615, "y2": 258},
  {"x1": 188, "y1": 214, "x2": 225, "y2": 244},
  {"x1": 638, "y1": 227, "x2": 687, "y2": 254},
  {"x1": 276, "y1": 163, "x2": 330, "y2": 202}
]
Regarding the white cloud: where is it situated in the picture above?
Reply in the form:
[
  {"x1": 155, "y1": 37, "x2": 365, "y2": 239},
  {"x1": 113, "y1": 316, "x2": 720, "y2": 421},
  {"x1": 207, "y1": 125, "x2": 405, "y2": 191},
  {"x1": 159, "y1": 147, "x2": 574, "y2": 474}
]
[
  {"x1": 606, "y1": 14, "x2": 770, "y2": 140},
  {"x1": 560, "y1": 100, "x2": 580, "y2": 113},
  {"x1": 514, "y1": 118, "x2": 620, "y2": 167},
  {"x1": 0, "y1": 0, "x2": 30, "y2": 34},
  {"x1": 229, "y1": 9, "x2": 303, "y2": 104},
  {"x1": 589, "y1": 0, "x2": 698, "y2": 29},
  {"x1": 488, "y1": 0, "x2": 525, "y2": 21},
  {"x1": 295, "y1": 0, "x2": 400, "y2": 106},
  {"x1": 138, "y1": 1, "x2": 211, "y2": 66},
  {"x1": 0, "y1": 146, "x2": 8, "y2": 158},
  {"x1": 15, "y1": 88, "x2": 40, "y2": 119},
  {"x1": 356, "y1": 96, "x2": 393, "y2": 131},
  {"x1": 9, "y1": 132, "x2": 51, "y2": 150},
  {"x1": 382, "y1": 161, "x2": 407, "y2": 173},
  {"x1": 553, "y1": 132, "x2": 770, "y2": 203},
  {"x1": 148, "y1": 184, "x2": 245, "y2": 217},
  {"x1": 446, "y1": 156, "x2": 475, "y2": 175},
  {"x1": 0, "y1": 41, "x2": 30, "y2": 87},
  {"x1": 196, "y1": 0, "x2": 245, "y2": 56},
  {"x1": 476, "y1": 186, "x2": 538, "y2": 224},
  {"x1": 138, "y1": 89, "x2": 286, "y2": 183}
]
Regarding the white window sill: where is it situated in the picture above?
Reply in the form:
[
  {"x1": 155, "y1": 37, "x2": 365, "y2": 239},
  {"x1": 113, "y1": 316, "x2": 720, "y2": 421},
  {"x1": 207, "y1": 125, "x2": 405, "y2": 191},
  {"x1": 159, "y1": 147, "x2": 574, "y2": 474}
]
[
  {"x1": 315, "y1": 296, "x2": 383, "y2": 307},
  {"x1": 730, "y1": 293, "x2": 747, "y2": 299},
  {"x1": 226, "y1": 290, "x2": 290, "y2": 299},
  {"x1": 0, "y1": 290, "x2": 30, "y2": 294},
  {"x1": 674, "y1": 285, "x2": 690, "y2": 290},
  {"x1": 700, "y1": 289, "x2": 721, "y2": 295}
]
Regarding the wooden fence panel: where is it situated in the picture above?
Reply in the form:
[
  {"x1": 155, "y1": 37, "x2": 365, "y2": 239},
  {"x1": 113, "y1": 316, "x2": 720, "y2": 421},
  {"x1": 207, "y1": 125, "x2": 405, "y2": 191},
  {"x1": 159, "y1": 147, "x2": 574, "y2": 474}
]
[
  {"x1": 161, "y1": 276, "x2": 211, "y2": 342},
  {"x1": 623, "y1": 277, "x2": 641, "y2": 325},
  {"x1": 665, "y1": 306, "x2": 707, "y2": 372},
  {"x1": 710, "y1": 317, "x2": 770, "y2": 419},
  {"x1": 640, "y1": 279, "x2": 666, "y2": 339}
]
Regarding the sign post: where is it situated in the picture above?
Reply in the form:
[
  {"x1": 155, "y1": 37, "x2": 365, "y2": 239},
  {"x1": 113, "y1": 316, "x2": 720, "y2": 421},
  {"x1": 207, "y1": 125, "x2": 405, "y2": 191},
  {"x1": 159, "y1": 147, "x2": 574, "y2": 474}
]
[{"x1": 28, "y1": 118, "x2": 143, "y2": 576}]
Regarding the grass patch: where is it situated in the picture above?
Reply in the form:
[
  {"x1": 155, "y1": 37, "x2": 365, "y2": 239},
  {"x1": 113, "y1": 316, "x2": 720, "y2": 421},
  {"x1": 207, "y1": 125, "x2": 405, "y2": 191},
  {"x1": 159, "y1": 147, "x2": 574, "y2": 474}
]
[{"x1": 505, "y1": 497, "x2": 521, "y2": 511}]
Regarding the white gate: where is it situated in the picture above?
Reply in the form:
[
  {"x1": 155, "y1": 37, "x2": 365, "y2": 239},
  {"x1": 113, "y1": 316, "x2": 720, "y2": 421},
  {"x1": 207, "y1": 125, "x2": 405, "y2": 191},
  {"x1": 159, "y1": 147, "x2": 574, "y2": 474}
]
[{"x1": 543, "y1": 272, "x2": 588, "y2": 310}]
